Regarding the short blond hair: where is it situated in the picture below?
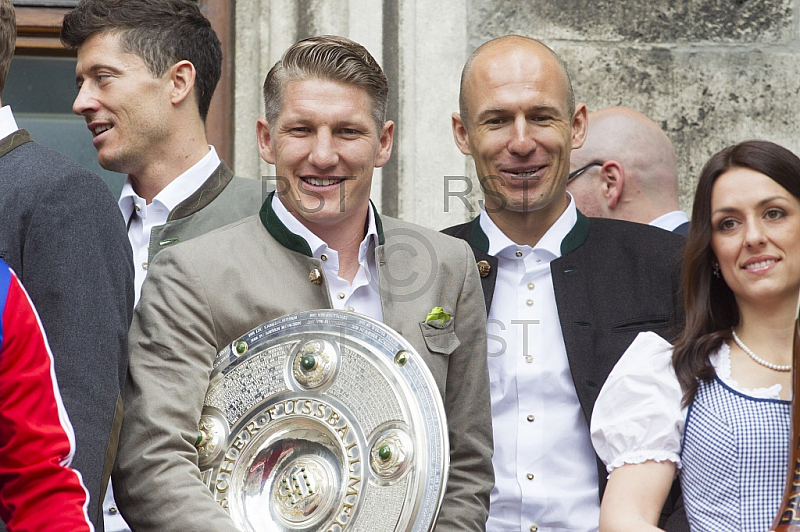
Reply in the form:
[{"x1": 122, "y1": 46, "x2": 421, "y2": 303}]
[{"x1": 263, "y1": 35, "x2": 388, "y2": 132}]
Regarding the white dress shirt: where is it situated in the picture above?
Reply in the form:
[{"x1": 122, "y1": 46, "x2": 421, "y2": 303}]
[
  {"x1": 650, "y1": 210, "x2": 689, "y2": 232},
  {"x1": 118, "y1": 146, "x2": 220, "y2": 302},
  {"x1": 106, "y1": 146, "x2": 220, "y2": 532},
  {"x1": 483, "y1": 195, "x2": 600, "y2": 532},
  {"x1": 272, "y1": 194, "x2": 383, "y2": 322},
  {"x1": 0, "y1": 105, "x2": 19, "y2": 139}
]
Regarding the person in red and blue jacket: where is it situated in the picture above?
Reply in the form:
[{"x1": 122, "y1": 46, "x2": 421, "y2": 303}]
[{"x1": 0, "y1": 259, "x2": 94, "y2": 532}]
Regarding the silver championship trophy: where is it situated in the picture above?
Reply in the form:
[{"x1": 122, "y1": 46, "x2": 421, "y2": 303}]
[{"x1": 195, "y1": 310, "x2": 449, "y2": 531}]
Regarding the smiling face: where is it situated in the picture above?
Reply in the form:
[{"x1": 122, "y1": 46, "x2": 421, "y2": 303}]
[
  {"x1": 453, "y1": 39, "x2": 586, "y2": 227},
  {"x1": 257, "y1": 77, "x2": 393, "y2": 237},
  {"x1": 710, "y1": 167, "x2": 800, "y2": 309},
  {"x1": 73, "y1": 32, "x2": 172, "y2": 175}
]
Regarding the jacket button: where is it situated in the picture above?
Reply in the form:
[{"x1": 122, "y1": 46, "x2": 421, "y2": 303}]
[
  {"x1": 477, "y1": 260, "x2": 491, "y2": 277},
  {"x1": 309, "y1": 269, "x2": 322, "y2": 285}
]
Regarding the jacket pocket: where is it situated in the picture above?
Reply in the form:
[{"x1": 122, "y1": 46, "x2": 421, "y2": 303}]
[{"x1": 419, "y1": 321, "x2": 461, "y2": 355}]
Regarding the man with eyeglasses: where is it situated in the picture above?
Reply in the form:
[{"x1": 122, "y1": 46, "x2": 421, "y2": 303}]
[
  {"x1": 443, "y1": 36, "x2": 689, "y2": 532},
  {"x1": 567, "y1": 106, "x2": 689, "y2": 235}
]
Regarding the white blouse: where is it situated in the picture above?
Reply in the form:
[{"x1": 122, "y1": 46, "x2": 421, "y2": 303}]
[{"x1": 590, "y1": 331, "x2": 783, "y2": 473}]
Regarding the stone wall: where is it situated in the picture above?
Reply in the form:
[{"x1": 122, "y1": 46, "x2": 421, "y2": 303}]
[{"x1": 234, "y1": 0, "x2": 800, "y2": 226}]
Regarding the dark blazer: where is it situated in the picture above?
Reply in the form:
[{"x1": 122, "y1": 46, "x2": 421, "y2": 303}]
[
  {"x1": 443, "y1": 212, "x2": 690, "y2": 531},
  {"x1": 0, "y1": 130, "x2": 134, "y2": 531}
]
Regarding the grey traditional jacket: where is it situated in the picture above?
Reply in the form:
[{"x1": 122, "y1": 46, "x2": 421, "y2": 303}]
[
  {"x1": 0, "y1": 129, "x2": 134, "y2": 531},
  {"x1": 115, "y1": 195, "x2": 494, "y2": 531},
  {"x1": 140, "y1": 161, "x2": 266, "y2": 263}
]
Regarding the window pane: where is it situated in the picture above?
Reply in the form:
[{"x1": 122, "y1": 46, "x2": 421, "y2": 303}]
[{"x1": 4, "y1": 55, "x2": 125, "y2": 197}]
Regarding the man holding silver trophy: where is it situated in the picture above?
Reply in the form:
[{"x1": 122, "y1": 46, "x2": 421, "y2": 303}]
[{"x1": 112, "y1": 35, "x2": 493, "y2": 532}]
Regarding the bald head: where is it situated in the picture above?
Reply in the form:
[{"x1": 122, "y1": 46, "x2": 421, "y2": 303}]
[
  {"x1": 458, "y1": 35, "x2": 575, "y2": 128},
  {"x1": 568, "y1": 106, "x2": 680, "y2": 222}
]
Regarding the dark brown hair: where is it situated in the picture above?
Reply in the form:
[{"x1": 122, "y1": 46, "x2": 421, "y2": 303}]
[
  {"x1": 60, "y1": 0, "x2": 221, "y2": 121},
  {"x1": 673, "y1": 140, "x2": 800, "y2": 404},
  {"x1": 0, "y1": 0, "x2": 15, "y2": 95},
  {"x1": 262, "y1": 35, "x2": 388, "y2": 132}
]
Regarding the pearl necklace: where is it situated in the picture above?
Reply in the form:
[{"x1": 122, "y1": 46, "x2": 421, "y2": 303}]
[{"x1": 730, "y1": 328, "x2": 791, "y2": 372}]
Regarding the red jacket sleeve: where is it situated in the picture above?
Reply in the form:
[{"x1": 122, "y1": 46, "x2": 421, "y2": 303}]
[{"x1": 0, "y1": 264, "x2": 94, "y2": 532}]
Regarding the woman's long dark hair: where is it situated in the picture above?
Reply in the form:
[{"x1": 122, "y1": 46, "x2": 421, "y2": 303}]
[{"x1": 673, "y1": 140, "x2": 800, "y2": 405}]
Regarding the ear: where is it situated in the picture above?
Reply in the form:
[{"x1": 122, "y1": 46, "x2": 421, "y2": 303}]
[
  {"x1": 600, "y1": 161, "x2": 625, "y2": 209},
  {"x1": 452, "y1": 112, "x2": 472, "y2": 156},
  {"x1": 168, "y1": 60, "x2": 196, "y2": 107},
  {"x1": 256, "y1": 117, "x2": 276, "y2": 165},
  {"x1": 374, "y1": 120, "x2": 395, "y2": 168},
  {"x1": 570, "y1": 103, "x2": 588, "y2": 150}
]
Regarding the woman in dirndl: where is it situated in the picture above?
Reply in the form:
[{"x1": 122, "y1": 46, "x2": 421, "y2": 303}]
[{"x1": 591, "y1": 139, "x2": 800, "y2": 531}]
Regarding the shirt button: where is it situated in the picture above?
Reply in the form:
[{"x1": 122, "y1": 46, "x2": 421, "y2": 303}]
[
  {"x1": 526, "y1": 473, "x2": 534, "y2": 480},
  {"x1": 321, "y1": 254, "x2": 328, "y2": 261},
  {"x1": 527, "y1": 414, "x2": 535, "y2": 422},
  {"x1": 530, "y1": 525, "x2": 538, "y2": 532},
  {"x1": 134, "y1": 204, "x2": 141, "y2": 212},
  {"x1": 525, "y1": 355, "x2": 533, "y2": 363},
  {"x1": 526, "y1": 299, "x2": 533, "y2": 306},
  {"x1": 108, "y1": 506, "x2": 118, "y2": 514},
  {"x1": 337, "y1": 292, "x2": 345, "y2": 300},
  {"x1": 347, "y1": 306, "x2": 355, "y2": 312},
  {"x1": 141, "y1": 262, "x2": 148, "y2": 270},
  {"x1": 515, "y1": 250, "x2": 523, "y2": 257},
  {"x1": 527, "y1": 281, "x2": 535, "y2": 290}
]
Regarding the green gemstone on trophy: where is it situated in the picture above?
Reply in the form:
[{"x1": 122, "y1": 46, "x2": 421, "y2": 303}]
[
  {"x1": 195, "y1": 431, "x2": 203, "y2": 446},
  {"x1": 301, "y1": 354, "x2": 317, "y2": 371},
  {"x1": 235, "y1": 341, "x2": 247, "y2": 354},
  {"x1": 378, "y1": 444, "x2": 392, "y2": 461},
  {"x1": 394, "y1": 350, "x2": 408, "y2": 366}
]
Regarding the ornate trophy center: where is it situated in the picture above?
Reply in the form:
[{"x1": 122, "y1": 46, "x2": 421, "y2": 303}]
[{"x1": 273, "y1": 458, "x2": 333, "y2": 524}]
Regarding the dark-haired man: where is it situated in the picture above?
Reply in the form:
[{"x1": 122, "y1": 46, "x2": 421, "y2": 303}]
[
  {"x1": 444, "y1": 35, "x2": 688, "y2": 531},
  {"x1": 61, "y1": 1, "x2": 263, "y2": 529},
  {"x1": 116, "y1": 35, "x2": 492, "y2": 531},
  {"x1": 0, "y1": 1, "x2": 133, "y2": 530},
  {"x1": 61, "y1": 0, "x2": 264, "y2": 300}
]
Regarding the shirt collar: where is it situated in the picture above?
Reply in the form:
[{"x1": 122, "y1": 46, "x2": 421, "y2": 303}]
[
  {"x1": 270, "y1": 193, "x2": 380, "y2": 262},
  {"x1": 479, "y1": 192, "x2": 578, "y2": 261},
  {"x1": 0, "y1": 106, "x2": 19, "y2": 140},
  {"x1": 118, "y1": 146, "x2": 220, "y2": 220},
  {"x1": 650, "y1": 210, "x2": 690, "y2": 232}
]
